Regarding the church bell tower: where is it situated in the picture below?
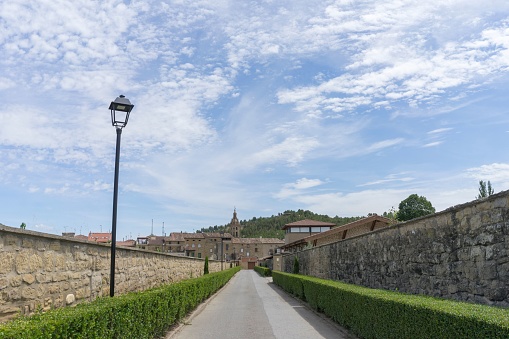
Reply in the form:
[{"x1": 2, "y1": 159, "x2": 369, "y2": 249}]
[{"x1": 229, "y1": 208, "x2": 242, "y2": 238}]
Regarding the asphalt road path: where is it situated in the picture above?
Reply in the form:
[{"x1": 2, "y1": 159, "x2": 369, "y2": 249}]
[{"x1": 166, "y1": 270, "x2": 356, "y2": 339}]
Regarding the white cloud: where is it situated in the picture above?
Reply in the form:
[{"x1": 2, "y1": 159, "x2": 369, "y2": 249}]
[
  {"x1": 428, "y1": 128, "x2": 453, "y2": 134},
  {"x1": 275, "y1": 178, "x2": 325, "y2": 199},
  {"x1": 84, "y1": 181, "x2": 111, "y2": 192},
  {"x1": 251, "y1": 137, "x2": 319, "y2": 167},
  {"x1": 465, "y1": 163, "x2": 509, "y2": 183},
  {"x1": 366, "y1": 138, "x2": 404, "y2": 152},
  {"x1": 360, "y1": 174, "x2": 414, "y2": 187},
  {"x1": 422, "y1": 141, "x2": 443, "y2": 148}
]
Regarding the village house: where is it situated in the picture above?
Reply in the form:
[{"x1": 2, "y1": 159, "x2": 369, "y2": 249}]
[{"x1": 280, "y1": 215, "x2": 393, "y2": 253}]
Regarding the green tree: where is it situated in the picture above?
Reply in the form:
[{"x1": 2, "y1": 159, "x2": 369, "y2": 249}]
[
  {"x1": 382, "y1": 206, "x2": 398, "y2": 222},
  {"x1": 397, "y1": 194, "x2": 435, "y2": 222},
  {"x1": 476, "y1": 180, "x2": 494, "y2": 199},
  {"x1": 20, "y1": 222, "x2": 26, "y2": 230},
  {"x1": 204, "y1": 256, "x2": 209, "y2": 275},
  {"x1": 292, "y1": 256, "x2": 299, "y2": 274}
]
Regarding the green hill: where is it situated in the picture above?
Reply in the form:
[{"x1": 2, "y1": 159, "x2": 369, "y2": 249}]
[{"x1": 199, "y1": 209, "x2": 362, "y2": 239}]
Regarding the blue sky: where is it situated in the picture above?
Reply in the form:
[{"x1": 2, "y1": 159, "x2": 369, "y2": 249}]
[{"x1": 1, "y1": 0, "x2": 509, "y2": 240}]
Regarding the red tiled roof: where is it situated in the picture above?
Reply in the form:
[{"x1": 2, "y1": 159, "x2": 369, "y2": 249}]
[
  {"x1": 182, "y1": 233, "x2": 205, "y2": 239},
  {"x1": 282, "y1": 219, "x2": 336, "y2": 230},
  {"x1": 88, "y1": 232, "x2": 112, "y2": 243},
  {"x1": 203, "y1": 232, "x2": 233, "y2": 239},
  {"x1": 168, "y1": 232, "x2": 186, "y2": 241}
]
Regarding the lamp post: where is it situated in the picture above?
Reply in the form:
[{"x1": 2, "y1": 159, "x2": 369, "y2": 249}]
[
  {"x1": 220, "y1": 231, "x2": 224, "y2": 271},
  {"x1": 108, "y1": 95, "x2": 134, "y2": 297}
]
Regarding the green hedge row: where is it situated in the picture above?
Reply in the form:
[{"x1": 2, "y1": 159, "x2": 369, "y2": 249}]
[
  {"x1": 272, "y1": 271, "x2": 509, "y2": 339},
  {"x1": 0, "y1": 267, "x2": 240, "y2": 339},
  {"x1": 254, "y1": 265, "x2": 271, "y2": 277}
]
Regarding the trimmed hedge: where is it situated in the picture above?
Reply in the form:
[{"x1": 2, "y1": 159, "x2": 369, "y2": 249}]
[
  {"x1": 273, "y1": 271, "x2": 509, "y2": 339},
  {"x1": 0, "y1": 267, "x2": 240, "y2": 339},
  {"x1": 254, "y1": 265, "x2": 271, "y2": 277}
]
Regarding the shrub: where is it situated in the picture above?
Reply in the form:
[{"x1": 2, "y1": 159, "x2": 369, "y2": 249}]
[
  {"x1": 204, "y1": 256, "x2": 209, "y2": 275},
  {"x1": 273, "y1": 271, "x2": 509, "y2": 338},
  {"x1": 0, "y1": 267, "x2": 241, "y2": 339},
  {"x1": 292, "y1": 256, "x2": 299, "y2": 274},
  {"x1": 254, "y1": 265, "x2": 271, "y2": 277}
]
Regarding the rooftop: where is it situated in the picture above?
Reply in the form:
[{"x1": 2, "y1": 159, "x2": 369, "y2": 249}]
[{"x1": 282, "y1": 219, "x2": 336, "y2": 230}]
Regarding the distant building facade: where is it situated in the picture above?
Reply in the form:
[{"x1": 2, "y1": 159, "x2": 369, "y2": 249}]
[
  {"x1": 88, "y1": 232, "x2": 112, "y2": 243},
  {"x1": 135, "y1": 209, "x2": 284, "y2": 264},
  {"x1": 281, "y1": 215, "x2": 393, "y2": 253},
  {"x1": 282, "y1": 219, "x2": 335, "y2": 244}
]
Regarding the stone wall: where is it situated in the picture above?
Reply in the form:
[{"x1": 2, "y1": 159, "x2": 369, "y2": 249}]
[
  {"x1": 0, "y1": 225, "x2": 221, "y2": 322},
  {"x1": 283, "y1": 190, "x2": 509, "y2": 307}
]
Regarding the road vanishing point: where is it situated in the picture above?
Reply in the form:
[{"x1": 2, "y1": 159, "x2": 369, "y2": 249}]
[{"x1": 166, "y1": 270, "x2": 356, "y2": 339}]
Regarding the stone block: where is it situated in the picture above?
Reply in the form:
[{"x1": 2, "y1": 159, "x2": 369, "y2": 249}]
[
  {"x1": 42, "y1": 252, "x2": 54, "y2": 272},
  {"x1": 48, "y1": 283, "x2": 61, "y2": 295},
  {"x1": 15, "y1": 251, "x2": 43, "y2": 274},
  {"x1": 66, "y1": 294, "x2": 75, "y2": 305},
  {"x1": 10, "y1": 276, "x2": 22, "y2": 287},
  {"x1": 21, "y1": 287, "x2": 38, "y2": 300},
  {"x1": 4, "y1": 236, "x2": 18, "y2": 246},
  {"x1": 76, "y1": 287, "x2": 90, "y2": 300},
  {"x1": 49, "y1": 241, "x2": 61, "y2": 251},
  {"x1": 22, "y1": 274, "x2": 36, "y2": 285},
  {"x1": 35, "y1": 273, "x2": 50, "y2": 283},
  {"x1": 480, "y1": 261, "x2": 497, "y2": 280},
  {"x1": 0, "y1": 252, "x2": 14, "y2": 274},
  {"x1": 470, "y1": 246, "x2": 485, "y2": 261},
  {"x1": 0, "y1": 278, "x2": 7, "y2": 290},
  {"x1": 474, "y1": 233, "x2": 495, "y2": 245},
  {"x1": 22, "y1": 239, "x2": 34, "y2": 249},
  {"x1": 52, "y1": 273, "x2": 68, "y2": 282},
  {"x1": 53, "y1": 253, "x2": 67, "y2": 271}
]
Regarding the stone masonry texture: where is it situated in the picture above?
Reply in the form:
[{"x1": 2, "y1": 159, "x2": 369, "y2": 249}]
[
  {"x1": 283, "y1": 190, "x2": 509, "y2": 307},
  {"x1": 0, "y1": 226, "x2": 221, "y2": 322}
]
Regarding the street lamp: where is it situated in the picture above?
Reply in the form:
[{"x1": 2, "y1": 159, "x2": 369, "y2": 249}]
[
  {"x1": 220, "y1": 231, "x2": 224, "y2": 271},
  {"x1": 108, "y1": 95, "x2": 134, "y2": 297}
]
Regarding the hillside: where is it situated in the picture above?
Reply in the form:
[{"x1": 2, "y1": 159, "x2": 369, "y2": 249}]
[{"x1": 199, "y1": 209, "x2": 362, "y2": 239}]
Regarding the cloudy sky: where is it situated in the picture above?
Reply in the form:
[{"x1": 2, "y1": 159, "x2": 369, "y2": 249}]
[{"x1": 1, "y1": 0, "x2": 509, "y2": 240}]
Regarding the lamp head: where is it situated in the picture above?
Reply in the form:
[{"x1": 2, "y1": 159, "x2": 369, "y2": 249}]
[{"x1": 109, "y1": 95, "x2": 134, "y2": 128}]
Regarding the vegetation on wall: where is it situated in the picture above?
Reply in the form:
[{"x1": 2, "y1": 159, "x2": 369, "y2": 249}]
[{"x1": 199, "y1": 209, "x2": 362, "y2": 239}]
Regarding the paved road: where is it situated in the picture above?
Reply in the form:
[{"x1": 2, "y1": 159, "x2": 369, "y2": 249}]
[{"x1": 166, "y1": 270, "x2": 356, "y2": 339}]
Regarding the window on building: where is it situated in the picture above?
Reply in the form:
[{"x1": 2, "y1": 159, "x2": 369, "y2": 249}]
[
  {"x1": 192, "y1": 244, "x2": 195, "y2": 248},
  {"x1": 198, "y1": 253, "x2": 202, "y2": 258},
  {"x1": 255, "y1": 248, "x2": 258, "y2": 252},
  {"x1": 240, "y1": 248, "x2": 243, "y2": 253},
  {"x1": 226, "y1": 244, "x2": 229, "y2": 250},
  {"x1": 198, "y1": 244, "x2": 201, "y2": 248},
  {"x1": 210, "y1": 249, "x2": 213, "y2": 252}
]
